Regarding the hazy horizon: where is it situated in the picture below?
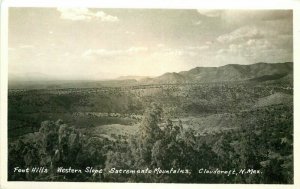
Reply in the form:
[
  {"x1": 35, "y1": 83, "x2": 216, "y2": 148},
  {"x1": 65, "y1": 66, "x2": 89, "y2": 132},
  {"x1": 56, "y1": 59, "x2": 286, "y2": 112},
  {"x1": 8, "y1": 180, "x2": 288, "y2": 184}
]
[{"x1": 9, "y1": 8, "x2": 293, "y2": 80}]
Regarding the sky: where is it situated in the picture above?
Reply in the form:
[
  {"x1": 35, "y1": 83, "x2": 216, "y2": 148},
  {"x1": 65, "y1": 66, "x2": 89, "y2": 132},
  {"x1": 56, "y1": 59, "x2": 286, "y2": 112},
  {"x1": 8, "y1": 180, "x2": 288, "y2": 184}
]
[{"x1": 8, "y1": 8, "x2": 293, "y2": 80}]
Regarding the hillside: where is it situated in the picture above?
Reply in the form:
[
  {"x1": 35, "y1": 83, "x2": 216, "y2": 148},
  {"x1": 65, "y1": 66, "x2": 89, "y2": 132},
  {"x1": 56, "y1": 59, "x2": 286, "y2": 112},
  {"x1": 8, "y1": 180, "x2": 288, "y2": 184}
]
[
  {"x1": 145, "y1": 72, "x2": 187, "y2": 84},
  {"x1": 141, "y1": 62, "x2": 293, "y2": 84},
  {"x1": 254, "y1": 93, "x2": 293, "y2": 108}
]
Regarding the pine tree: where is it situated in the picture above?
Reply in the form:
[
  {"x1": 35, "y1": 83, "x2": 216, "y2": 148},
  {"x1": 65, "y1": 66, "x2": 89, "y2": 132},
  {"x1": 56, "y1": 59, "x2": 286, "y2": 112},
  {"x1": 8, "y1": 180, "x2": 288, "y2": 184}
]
[{"x1": 137, "y1": 102, "x2": 163, "y2": 164}]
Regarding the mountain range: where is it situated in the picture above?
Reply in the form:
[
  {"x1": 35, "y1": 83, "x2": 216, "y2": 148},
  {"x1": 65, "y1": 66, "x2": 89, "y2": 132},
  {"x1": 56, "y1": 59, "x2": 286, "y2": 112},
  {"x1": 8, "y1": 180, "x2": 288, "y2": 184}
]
[
  {"x1": 8, "y1": 62, "x2": 293, "y2": 89},
  {"x1": 139, "y1": 62, "x2": 293, "y2": 84}
]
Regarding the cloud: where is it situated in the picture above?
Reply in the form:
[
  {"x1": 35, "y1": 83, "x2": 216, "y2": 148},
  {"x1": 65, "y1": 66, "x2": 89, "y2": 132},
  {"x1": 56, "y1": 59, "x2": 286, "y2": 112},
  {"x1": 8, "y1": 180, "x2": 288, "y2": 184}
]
[
  {"x1": 186, "y1": 45, "x2": 210, "y2": 51},
  {"x1": 221, "y1": 10, "x2": 292, "y2": 24},
  {"x1": 217, "y1": 26, "x2": 277, "y2": 44},
  {"x1": 19, "y1": 44, "x2": 34, "y2": 49},
  {"x1": 159, "y1": 49, "x2": 185, "y2": 56},
  {"x1": 125, "y1": 31, "x2": 135, "y2": 35},
  {"x1": 158, "y1": 45, "x2": 212, "y2": 57},
  {"x1": 82, "y1": 45, "x2": 204, "y2": 62},
  {"x1": 197, "y1": 10, "x2": 222, "y2": 17},
  {"x1": 154, "y1": 47, "x2": 205, "y2": 57},
  {"x1": 57, "y1": 8, "x2": 119, "y2": 22},
  {"x1": 197, "y1": 10, "x2": 292, "y2": 26},
  {"x1": 127, "y1": 47, "x2": 148, "y2": 53},
  {"x1": 156, "y1": 43, "x2": 165, "y2": 48},
  {"x1": 218, "y1": 39, "x2": 274, "y2": 56},
  {"x1": 193, "y1": 20, "x2": 203, "y2": 25},
  {"x1": 216, "y1": 37, "x2": 292, "y2": 63},
  {"x1": 212, "y1": 10, "x2": 292, "y2": 64},
  {"x1": 82, "y1": 47, "x2": 148, "y2": 58}
]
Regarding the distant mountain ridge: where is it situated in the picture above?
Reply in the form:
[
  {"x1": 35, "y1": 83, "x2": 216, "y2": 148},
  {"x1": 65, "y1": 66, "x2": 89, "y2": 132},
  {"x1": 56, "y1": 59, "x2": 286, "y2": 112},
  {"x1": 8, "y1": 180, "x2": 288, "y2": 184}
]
[
  {"x1": 141, "y1": 62, "x2": 293, "y2": 84},
  {"x1": 8, "y1": 62, "x2": 293, "y2": 89}
]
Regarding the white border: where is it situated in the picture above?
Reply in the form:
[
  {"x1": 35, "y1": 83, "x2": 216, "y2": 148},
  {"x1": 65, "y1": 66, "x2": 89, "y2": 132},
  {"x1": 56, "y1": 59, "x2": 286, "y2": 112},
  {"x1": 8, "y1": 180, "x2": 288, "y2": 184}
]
[
  {"x1": 1, "y1": 0, "x2": 300, "y2": 189},
  {"x1": 1, "y1": 0, "x2": 300, "y2": 9}
]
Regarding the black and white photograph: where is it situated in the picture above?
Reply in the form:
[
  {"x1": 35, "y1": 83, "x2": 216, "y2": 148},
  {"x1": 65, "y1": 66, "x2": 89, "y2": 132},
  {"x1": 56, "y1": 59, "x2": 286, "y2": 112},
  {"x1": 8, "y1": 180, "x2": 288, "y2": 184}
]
[{"x1": 1, "y1": 1, "x2": 299, "y2": 188}]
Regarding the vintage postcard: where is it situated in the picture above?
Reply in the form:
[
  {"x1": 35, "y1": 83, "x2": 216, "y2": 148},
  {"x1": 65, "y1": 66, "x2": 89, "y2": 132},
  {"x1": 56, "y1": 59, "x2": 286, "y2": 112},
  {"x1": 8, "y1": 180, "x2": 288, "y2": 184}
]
[{"x1": 1, "y1": 0, "x2": 299, "y2": 189}]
